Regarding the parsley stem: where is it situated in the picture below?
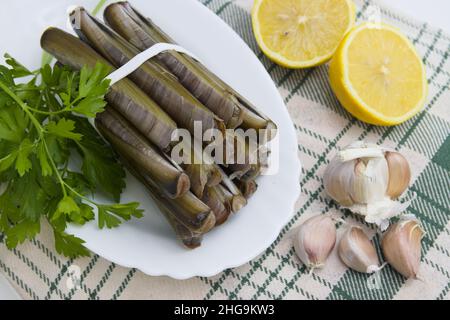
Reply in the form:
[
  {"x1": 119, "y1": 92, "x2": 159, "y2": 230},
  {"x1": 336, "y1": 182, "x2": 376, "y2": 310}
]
[
  {"x1": 92, "y1": 0, "x2": 109, "y2": 16},
  {"x1": 26, "y1": 106, "x2": 70, "y2": 115},
  {"x1": 0, "y1": 80, "x2": 44, "y2": 136},
  {"x1": 64, "y1": 183, "x2": 98, "y2": 206},
  {"x1": 62, "y1": 178, "x2": 107, "y2": 210},
  {"x1": 14, "y1": 86, "x2": 45, "y2": 92}
]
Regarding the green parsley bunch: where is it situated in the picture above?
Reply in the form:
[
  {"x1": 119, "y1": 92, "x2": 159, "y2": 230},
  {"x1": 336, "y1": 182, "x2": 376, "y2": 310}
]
[{"x1": 0, "y1": 54, "x2": 143, "y2": 258}]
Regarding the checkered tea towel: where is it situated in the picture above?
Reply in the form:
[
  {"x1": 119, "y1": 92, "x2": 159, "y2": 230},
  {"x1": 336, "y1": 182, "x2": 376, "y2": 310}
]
[{"x1": 1, "y1": 0, "x2": 450, "y2": 300}]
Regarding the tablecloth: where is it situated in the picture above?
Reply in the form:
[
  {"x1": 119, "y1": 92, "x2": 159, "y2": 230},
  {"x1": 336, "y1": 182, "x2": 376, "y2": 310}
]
[{"x1": 1, "y1": 0, "x2": 450, "y2": 300}]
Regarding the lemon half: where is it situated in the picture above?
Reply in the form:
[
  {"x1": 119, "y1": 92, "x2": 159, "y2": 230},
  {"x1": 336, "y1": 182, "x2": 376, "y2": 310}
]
[
  {"x1": 329, "y1": 23, "x2": 428, "y2": 126},
  {"x1": 252, "y1": 0, "x2": 356, "y2": 68}
]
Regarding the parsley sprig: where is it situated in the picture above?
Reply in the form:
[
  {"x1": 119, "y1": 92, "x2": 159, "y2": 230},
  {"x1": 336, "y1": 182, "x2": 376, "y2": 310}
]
[{"x1": 0, "y1": 54, "x2": 143, "y2": 257}]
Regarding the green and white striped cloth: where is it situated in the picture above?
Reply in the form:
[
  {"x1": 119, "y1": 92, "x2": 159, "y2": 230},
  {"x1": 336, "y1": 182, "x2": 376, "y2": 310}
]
[{"x1": 1, "y1": 0, "x2": 450, "y2": 300}]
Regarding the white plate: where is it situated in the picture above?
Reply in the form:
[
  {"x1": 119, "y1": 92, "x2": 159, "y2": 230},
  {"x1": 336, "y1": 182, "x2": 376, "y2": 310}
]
[{"x1": 0, "y1": 0, "x2": 301, "y2": 279}]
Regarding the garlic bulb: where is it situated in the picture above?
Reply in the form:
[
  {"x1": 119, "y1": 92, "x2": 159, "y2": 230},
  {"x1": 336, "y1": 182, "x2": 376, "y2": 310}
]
[
  {"x1": 293, "y1": 215, "x2": 336, "y2": 270},
  {"x1": 324, "y1": 141, "x2": 411, "y2": 229},
  {"x1": 338, "y1": 226, "x2": 383, "y2": 274},
  {"x1": 381, "y1": 216, "x2": 424, "y2": 279}
]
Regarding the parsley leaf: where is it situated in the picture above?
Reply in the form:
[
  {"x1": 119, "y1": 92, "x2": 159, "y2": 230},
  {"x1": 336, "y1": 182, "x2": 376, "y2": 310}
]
[
  {"x1": 98, "y1": 203, "x2": 144, "y2": 229},
  {"x1": 15, "y1": 138, "x2": 34, "y2": 176},
  {"x1": 0, "y1": 104, "x2": 28, "y2": 143},
  {"x1": 4, "y1": 170, "x2": 49, "y2": 222},
  {"x1": 73, "y1": 95, "x2": 107, "y2": 117},
  {"x1": 37, "y1": 140, "x2": 53, "y2": 176},
  {"x1": 54, "y1": 230, "x2": 90, "y2": 258},
  {"x1": 5, "y1": 220, "x2": 40, "y2": 249},
  {"x1": 64, "y1": 171, "x2": 93, "y2": 195},
  {"x1": 44, "y1": 134, "x2": 70, "y2": 167},
  {"x1": 0, "y1": 150, "x2": 17, "y2": 173},
  {"x1": 73, "y1": 203, "x2": 95, "y2": 225},
  {"x1": 78, "y1": 63, "x2": 111, "y2": 99},
  {"x1": 80, "y1": 146, "x2": 126, "y2": 202},
  {"x1": 73, "y1": 116, "x2": 126, "y2": 202},
  {"x1": 4, "y1": 53, "x2": 33, "y2": 78},
  {"x1": 46, "y1": 119, "x2": 83, "y2": 141},
  {"x1": 53, "y1": 196, "x2": 80, "y2": 221}
]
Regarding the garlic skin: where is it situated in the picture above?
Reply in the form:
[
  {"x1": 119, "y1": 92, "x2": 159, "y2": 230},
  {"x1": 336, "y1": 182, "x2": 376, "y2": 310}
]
[
  {"x1": 324, "y1": 141, "x2": 411, "y2": 228},
  {"x1": 381, "y1": 216, "x2": 423, "y2": 279},
  {"x1": 294, "y1": 215, "x2": 336, "y2": 270},
  {"x1": 351, "y1": 156, "x2": 389, "y2": 205},
  {"x1": 338, "y1": 226, "x2": 382, "y2": 273}
]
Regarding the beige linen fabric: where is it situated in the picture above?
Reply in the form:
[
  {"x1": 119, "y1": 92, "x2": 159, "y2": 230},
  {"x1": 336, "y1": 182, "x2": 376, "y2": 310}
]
[{"x1": 1, "y1": 0, "x2": 450, "y2": 300}]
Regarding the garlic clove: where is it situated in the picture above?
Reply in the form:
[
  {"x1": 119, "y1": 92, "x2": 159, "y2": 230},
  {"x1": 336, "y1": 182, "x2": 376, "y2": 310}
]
[
  {"x1": 338, "y1": 226, "x2": 381, "y2": 273},
  {"x1": 385, "y1": 151, "x2": 411, "y2": 199},
  {"x1": 294, "y1": 215, "x2": 336, "y2": 270},
  {"x1": 381, "y1": 217, "x2": 423, "y2": 279}
]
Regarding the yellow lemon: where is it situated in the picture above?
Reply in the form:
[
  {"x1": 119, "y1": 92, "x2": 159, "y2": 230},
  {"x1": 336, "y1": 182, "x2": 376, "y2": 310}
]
[
  {"x1": 329, "y1": 23, "x2": 428, "y2": 125},
  {"x1": 252, "y1": 0, "x2": 356, "y2": 68}
]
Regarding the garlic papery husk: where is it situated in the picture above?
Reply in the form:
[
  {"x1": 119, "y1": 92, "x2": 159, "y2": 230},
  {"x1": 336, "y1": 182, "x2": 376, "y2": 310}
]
[
  {"x1": 381, "y1": 216, "x2": 424, "y2": 279},
  {"x1": 338, "y1": 226, "x2": 383, "y2": 274},
  {"x1": 324, "y1": 141, "x2": 412, "y2": 229},
  {"x1": 293, "y1": 215, "x2": 336, "y2": 270}
]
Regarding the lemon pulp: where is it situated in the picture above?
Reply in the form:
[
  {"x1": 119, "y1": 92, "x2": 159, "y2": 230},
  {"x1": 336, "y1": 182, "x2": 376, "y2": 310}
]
[
  {"x1": 252, "y1": 0, "x2": 355, "y2": 68},
  {"x1": 330, "y1": 23, "x2": 428, "y2": 125}
]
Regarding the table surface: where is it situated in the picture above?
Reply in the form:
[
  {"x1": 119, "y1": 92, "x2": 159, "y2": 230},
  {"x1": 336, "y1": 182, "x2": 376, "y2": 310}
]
[{"x1": 380, "y1": 0, "x2": 450, "y2": 33}]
